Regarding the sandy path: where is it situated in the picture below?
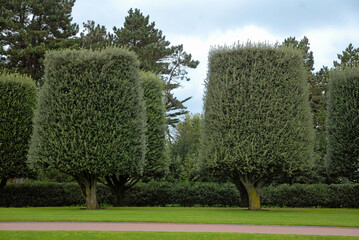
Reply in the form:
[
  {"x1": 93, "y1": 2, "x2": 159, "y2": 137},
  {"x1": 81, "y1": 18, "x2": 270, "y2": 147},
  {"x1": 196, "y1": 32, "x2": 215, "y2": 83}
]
[{"x1": 1, "y1": 222, "x2": 359, "y2": 236}]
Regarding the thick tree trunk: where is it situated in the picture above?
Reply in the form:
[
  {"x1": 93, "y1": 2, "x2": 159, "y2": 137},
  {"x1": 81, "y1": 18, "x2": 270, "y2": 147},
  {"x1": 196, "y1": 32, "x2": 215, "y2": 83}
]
[
  {"x1": 0, "y1": 178, "x2": 7, "y2": 191},
  {"x1": 105, "y1": 175, "x2": 139, "y2": 207},
  {"x1": 113, "y1": 187, "x2": 126, "y2": 207},
  {"x1": 75, "y1": 173, "x2": 100, "y2": 210},
  {"x1": 240, "y1": 175, "x2": 262, "y2": 210},
  {"x1": 233, "y1": 180, "x2": 249, "y2": 208}
]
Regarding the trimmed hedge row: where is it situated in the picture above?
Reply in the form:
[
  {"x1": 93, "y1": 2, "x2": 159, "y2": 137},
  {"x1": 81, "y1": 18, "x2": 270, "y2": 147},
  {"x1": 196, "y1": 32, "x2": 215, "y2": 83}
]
[{"x1": 0, "y1": 182, "x2": 358, "y2": 208}]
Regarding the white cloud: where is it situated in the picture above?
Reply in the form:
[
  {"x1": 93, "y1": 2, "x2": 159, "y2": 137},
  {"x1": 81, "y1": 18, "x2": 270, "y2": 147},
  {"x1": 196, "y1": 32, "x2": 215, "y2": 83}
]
[{"x1": 303, "y1": 26, "x2": 359, "y2": 70}]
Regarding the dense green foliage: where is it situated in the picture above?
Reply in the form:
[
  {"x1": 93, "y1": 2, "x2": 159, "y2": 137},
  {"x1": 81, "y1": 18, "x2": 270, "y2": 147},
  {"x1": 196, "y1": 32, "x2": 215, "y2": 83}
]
[
  {"x1": 202, "y1": 43, "x2": 314, "y2": 209},
  {"x1": 0, "y1": 0, "x2": 79, "y2": 85},
  {"x1": 168, "y1": 114, "x2": 206, "y2": 181},
  {"x1": 141, "y1": 72, "x2": 167, "y2": 180},
  {"x1": 326, "y1": 67, "x2": 359, "y2": 182},
  {"x1": 1, "y1": 181, "x2": 358, "y2": 208},
  {"x1": 104, "y1": 71, "x2": 166, "y2": 206},
  {"x1": 0, "y1": 73, "x2": 37, "y2": 190},
  {"x1": 28, "y1": 47, "x2": 146, "y2": 209}
]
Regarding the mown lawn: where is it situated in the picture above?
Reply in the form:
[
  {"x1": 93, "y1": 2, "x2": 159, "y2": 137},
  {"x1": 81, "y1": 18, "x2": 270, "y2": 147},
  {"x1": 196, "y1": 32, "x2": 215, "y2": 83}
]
[
  {"x1": 0, "y1": 231, "x2": 358, "y2": 240},
  {"x1": 0, "y1": 207, "x2": 358, "y2": 227}
]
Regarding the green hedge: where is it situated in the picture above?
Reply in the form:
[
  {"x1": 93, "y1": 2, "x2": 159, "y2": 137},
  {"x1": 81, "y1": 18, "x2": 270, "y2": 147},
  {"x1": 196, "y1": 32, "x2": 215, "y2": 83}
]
[{"x1": 1, "y1": 182, "x2": 358, "y2": 208}]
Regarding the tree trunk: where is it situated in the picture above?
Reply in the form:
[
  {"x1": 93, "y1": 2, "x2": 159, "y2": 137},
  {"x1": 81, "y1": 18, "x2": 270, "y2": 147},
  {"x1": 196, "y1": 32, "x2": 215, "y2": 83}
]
[
  {"x1": 240, "y1": 175, "x2": 262, "y2": 210},
  {"x1": 233, "y1": 180, "x2": 249, "y2": 208},
  {"x1": 0, "y1": 178, "x2": 7, "y2": 191},
  {"x1": 105, "y1": 175, "x2": 134, "y2": 207},
  {"x1": 75, "y1": 173, "x2": 100, "y2": 210},
  {"x1": 112, "y1": 187, "x2": 126, "y2": 207}
]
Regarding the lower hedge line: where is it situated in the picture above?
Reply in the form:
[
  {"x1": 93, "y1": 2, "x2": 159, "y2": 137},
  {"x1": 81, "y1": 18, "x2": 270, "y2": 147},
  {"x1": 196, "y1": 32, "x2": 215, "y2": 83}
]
[{"x1": 0, "y1": 181, "x2": 358, "y2": 208}]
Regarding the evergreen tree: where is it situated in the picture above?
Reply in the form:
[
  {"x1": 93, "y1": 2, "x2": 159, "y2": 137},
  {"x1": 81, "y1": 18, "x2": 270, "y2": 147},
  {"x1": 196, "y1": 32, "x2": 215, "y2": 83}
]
[
  {"x1": 113, "y1": 8, "x2": 199, "y2": 127},
  {"x1": 334, "y1": 43, "x2": 359, "y2": 69},
  {"x1": 79, "y1": 20, "x2": 113, "y2": 50},
  {"x1": 0, "y1": 0, "x2": 79, "y2": 86},
  {"x1": 327, "y1": 67, "x2": 359, "y2": 183},
  {"x1": 202, "y1": 43, "x2": 314, "y2": 210},
  {"x1": 28, "y1": 48, "x2": 146, "y2": 209},
  {"x1": 0, "y1": 73, "x2": 37, "y2": 191},
  {"x1": 104, "y1": 72, "x2": 167, "y2": 206}
]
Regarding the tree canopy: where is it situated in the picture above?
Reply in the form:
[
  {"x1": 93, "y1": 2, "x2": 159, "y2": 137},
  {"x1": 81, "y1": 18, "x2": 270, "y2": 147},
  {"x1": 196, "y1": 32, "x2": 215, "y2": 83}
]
[
  {"x1": 0, "y1": 0, "x2": 79, "y2": 85},
  {"x1": 202, "y1": 43, "x2": 314, "y2": 210},
  {"x1": 0, "y1": 72, "x2": 37, "y2": 190},
  {"x1": 28, "y1": 47, "x2": 146, "y2": 209}
]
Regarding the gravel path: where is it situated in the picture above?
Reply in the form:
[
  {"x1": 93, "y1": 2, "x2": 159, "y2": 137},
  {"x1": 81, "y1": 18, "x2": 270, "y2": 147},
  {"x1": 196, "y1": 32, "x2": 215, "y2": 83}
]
[{"x1": 1, "y1": 222, "x2": 359, "y2": 236}]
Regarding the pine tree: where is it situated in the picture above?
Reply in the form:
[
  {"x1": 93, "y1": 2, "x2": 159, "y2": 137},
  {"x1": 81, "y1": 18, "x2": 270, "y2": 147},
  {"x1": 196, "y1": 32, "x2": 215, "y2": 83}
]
[
  {"x1": 0, "y1": 0, "x2": 78, "y2": 86},
  {"x1": 333, "y1": 43, "x2": 359, "y2": 69},
  {"x1": 79, "y1": 20, "x2": 113, "y2": 50},
  {"x1": 113, "y1": 8, "x2": 199, "y2": 127}
]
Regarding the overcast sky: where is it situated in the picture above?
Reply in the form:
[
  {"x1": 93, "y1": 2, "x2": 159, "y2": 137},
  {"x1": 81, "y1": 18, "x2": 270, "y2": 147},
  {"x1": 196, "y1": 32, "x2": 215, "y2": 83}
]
[{"x1": 72, "y1": 0, "x2": 359, "y2": 115}]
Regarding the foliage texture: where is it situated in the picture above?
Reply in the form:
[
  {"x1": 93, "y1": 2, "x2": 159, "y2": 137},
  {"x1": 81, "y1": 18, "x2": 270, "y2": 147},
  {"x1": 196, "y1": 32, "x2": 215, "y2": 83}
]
[
  {"x1": 28, "y1": 47, "x2": 146, "y2": 208},
  {"x1": 326, "y1": 67, "x2": 359, "y2": 182},
  {"x1": 202, "y1": 43, "x2": 314, "y2": 209},
  {"x1": 0, "y1": 73, "x2": 37, "y2": 190}
]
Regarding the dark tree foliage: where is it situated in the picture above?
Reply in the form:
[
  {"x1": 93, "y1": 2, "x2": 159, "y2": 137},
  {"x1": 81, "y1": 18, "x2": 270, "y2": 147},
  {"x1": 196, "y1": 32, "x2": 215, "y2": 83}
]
[
  {"x1": 0, "y1": 73, "x2": 37, "y2": 190},
  {"x1": 79, "y1": 20, "x2": 113, "y2": 50},
  {"x1": 113, "y1": 8, "x2": 199, "y2": 127},
  {"x1": 202, "y1": 43, "x2": 314, "y2": 210},
  {"x1": 104, "y1": 72, "x2": 167, "y2": 206},
  {"x1": 0, "y1": 0, "x2": 79, "y2": 85},
  {"x1": 333, "y1": 43, "x2": 359, "y2": 69},
  {"x1": 327, "y1": 67, "x2": 359, "y2": 183},
  {"x1": 113, "y1": 8, "x2": 172, "y2": 73},
  {"x1": 28, "y1": 48, "x2": 146, "y2": 209}
]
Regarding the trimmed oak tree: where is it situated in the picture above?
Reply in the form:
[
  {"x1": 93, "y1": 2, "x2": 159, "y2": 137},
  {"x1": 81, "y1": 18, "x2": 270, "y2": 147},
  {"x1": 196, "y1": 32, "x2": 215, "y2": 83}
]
[
  {"x1": 202, "y1": 43, "x2": 314, "y2": 210},
  {"x1": 104, "y1": 71, "x2": 167, "y2": 206},
  {"x1": 326, "y1": 67, "x2": 359, "y2": 182},
  {"x1": 28, "y1": 48, "x2": 146, "y2": 209},
  {"x1": 0, "y1": 73, "x2": 37, "y2": 190}
]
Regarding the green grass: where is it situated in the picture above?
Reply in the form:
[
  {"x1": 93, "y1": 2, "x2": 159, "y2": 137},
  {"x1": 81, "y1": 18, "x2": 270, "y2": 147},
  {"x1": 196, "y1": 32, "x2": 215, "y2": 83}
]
[
  {"x1": 0, "y1": 207, "x2": 358, "y2": 227},
  {"x1": 0, "y1": 231, "x2": 358, "y2": 240}
]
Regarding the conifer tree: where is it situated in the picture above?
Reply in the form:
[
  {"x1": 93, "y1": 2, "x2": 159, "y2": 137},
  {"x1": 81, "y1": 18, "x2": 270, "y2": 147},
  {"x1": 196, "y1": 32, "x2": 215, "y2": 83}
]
[
  {"x1": 0, "y1": 73, "x2": 37, "y2": 191},
  {"x1": 202, "y1": 43, "x2": 314, "y2": 210},
  {"x1": 113, "y1": 8, "x2": 199, "y2": 127},
  {"x1": 0, "y1": 0, "x2": 78, "y2": 85}
]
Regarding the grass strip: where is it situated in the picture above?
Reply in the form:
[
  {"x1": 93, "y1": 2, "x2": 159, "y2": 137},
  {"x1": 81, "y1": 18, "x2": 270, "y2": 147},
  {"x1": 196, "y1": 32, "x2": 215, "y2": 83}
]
[
  {"x1": 1, "y1": 231, "x2": 359, "y2": 240},
  {"x1": 0, "y1": 207, "x2": 358, "y2": 227}
]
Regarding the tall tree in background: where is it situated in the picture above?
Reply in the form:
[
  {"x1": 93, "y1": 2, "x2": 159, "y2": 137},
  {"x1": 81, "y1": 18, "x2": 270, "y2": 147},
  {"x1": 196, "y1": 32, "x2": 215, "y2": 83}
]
[
  {"x1": 113, "y1": 8, "x2": 199, "y2": 127},
  {"x1": 333, "y1": 43, "x2": 359, "y2": 69},
  {"x1": 0, "y1": 0, "x2": 79, "y2": 86},
  {"x1": 282, "y1": 36, "x2": 330, "y2": 183},
  {"x1": 168, "y1": 114, "x2": 203, "y2": 181},
  {"x1": 327, "y1": 67, "x2": 359, "y2": 183},
  {"x1": 79, "y1": 20, "x2": 113, "y2": 50}
]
